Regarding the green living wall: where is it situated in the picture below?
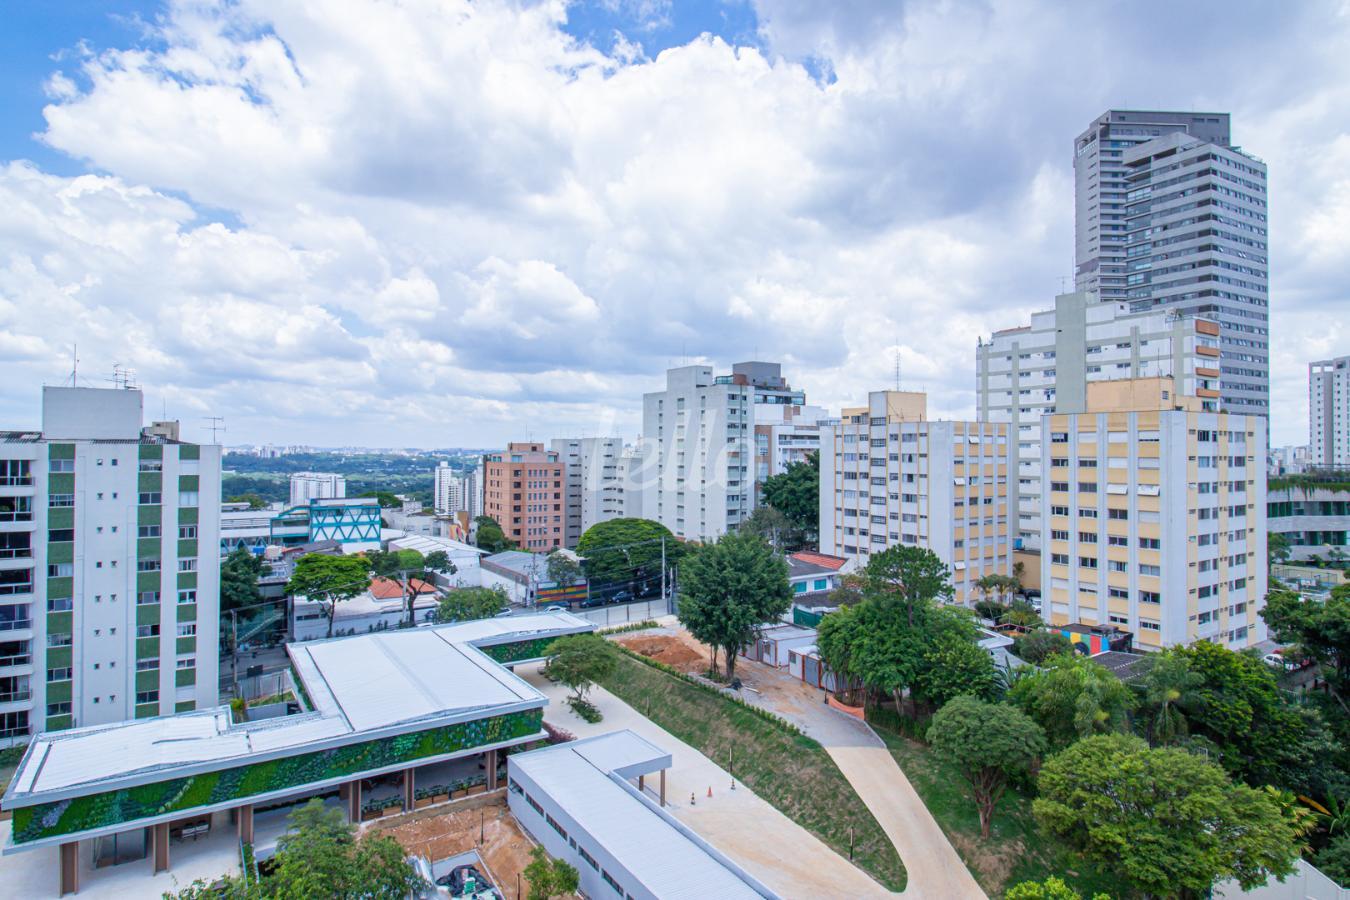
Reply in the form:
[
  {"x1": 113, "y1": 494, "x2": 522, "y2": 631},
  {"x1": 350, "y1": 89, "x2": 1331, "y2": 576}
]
[
  {"x1": 11, "y1": 708, "x2": 541, "y2": 844},
  {"x1": 478, "y1": 637, "x2": 557, "y2": 665}
]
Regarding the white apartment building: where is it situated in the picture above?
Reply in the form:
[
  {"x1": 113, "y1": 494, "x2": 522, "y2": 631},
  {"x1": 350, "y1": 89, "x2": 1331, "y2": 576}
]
[
  {"x1": 1310, "y1": 355, "x2": 1350, "y2": 468},
  {"x1": 642, "y1": 362, "x2": 804, "y2": 543},
  {"x1": 977, "y1": 290, "x2": 1221, "y2": 549},
  {"x1": 616, "y1": 442, "x2": 652, "y2": 521},
  {"x1": 754, "y1": 404, "x2": 832, "y2": 488},
  {"x1": 1040, "y1": 377, "x2": 1266, "y2": 651},
  {"x1": 550, "y1": 438, "x2": 624, "y2": 547},
  {"x1": 0, "y1": 387, "x2": 221, "y2": 746},
  {"x1": 819, "y1": 391, "x2": 1012, "y2": 606},
  {"x1": 288, "y1": 471, "x2": 345, "y2": 505},
  {"x1": 433, "y1": 462, "x2": 468, "y2": 514}
]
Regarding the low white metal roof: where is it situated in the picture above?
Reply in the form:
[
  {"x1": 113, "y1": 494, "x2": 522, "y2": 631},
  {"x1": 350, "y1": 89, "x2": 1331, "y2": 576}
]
[
  {"x1": 510, "y1": 732, "x2": 771, "y2": 900},
  {"x1": 5, "y1": 612, "x2": 592, "y2": 806}
]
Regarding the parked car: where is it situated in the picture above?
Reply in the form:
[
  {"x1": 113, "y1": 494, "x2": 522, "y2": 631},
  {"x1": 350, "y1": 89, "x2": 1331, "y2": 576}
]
[{"x1": 542, "y1": 604, "x2": 567, "y2": 613}]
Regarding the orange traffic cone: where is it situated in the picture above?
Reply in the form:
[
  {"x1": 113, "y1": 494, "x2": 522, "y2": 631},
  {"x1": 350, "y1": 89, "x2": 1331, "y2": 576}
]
[{"x1": 707, "y1": 785, "x2": 713, "y2": 798}]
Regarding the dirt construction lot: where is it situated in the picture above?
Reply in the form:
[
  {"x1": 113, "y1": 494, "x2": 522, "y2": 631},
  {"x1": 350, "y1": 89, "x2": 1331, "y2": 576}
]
[
  {"x1": 615, "y1": 632, "x2": 708, "y2": 673},
  {"x1": 369, "y1": 793, "x2": 533, "y2": 899}
]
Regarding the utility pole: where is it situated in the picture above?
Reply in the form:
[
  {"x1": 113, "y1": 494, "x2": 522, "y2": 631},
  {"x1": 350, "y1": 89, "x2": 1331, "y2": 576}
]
[
  {"x1": 230, "y1": 609, "x2": 239, "y2": 698},
  {"x1": 660, "y1": 536, "x2": 667, "y2": 607}
]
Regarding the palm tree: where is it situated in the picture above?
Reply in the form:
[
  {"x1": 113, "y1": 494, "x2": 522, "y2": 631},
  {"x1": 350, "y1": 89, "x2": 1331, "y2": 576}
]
[{"x1": 1138, "y1": 651, "x2": 1202, "y2": 745}]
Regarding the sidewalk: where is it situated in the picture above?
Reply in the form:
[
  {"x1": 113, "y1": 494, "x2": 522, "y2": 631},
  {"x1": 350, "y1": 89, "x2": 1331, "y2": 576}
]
[{"x1": 517, "y1": 662, "x2": 901, "y2": 898}]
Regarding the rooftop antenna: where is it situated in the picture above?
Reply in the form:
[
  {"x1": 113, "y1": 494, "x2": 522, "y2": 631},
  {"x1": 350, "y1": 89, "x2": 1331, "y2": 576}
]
[
  {"x1": 894, "y1": 338, "x2": 902, "y2": 391},
  {"x1": 204, "y1": 416, "x2": 226, "y2": 444},
  {"x1": 68, "y1": 344, "x2": 79, "y2": 386},
  {"x1": 1058, "y1": 275, "x2": 1070, "y2": 293}
]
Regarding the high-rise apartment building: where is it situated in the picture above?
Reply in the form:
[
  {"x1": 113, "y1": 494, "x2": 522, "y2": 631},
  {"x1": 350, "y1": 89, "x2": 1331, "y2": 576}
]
[
  {"x1": 0, "y1": 387, "x2": 221, "y2": 745},
  {"x1": 1039, "y1": 377, "x2": 1265, "y2": 650},
  {"x1": 819, "y1": 391, "x2": 1012, "y2": 605},
  {"x1": 1310, "y1": 355, "x2": 1350, "y2": 468},
  {"x1": 550, "y1": 438, "x2": 624, "y2": 547},
  {"x1": 641, "y1": 362, "x2": 803, "y2": 543},
  {"x1": 482, "y1": 443, "x2": 565, "y2": 551},
  {"x1": 433, "y1": 462, "x2": 469, "y2": 514},
  {"x1": 1074, "y1": 110, "x2": 1269, "y2": 418},
  {"x1": 977, "y1": 291, "x2": 1221, "y2": 548},
  {"x1": 288, "y1": 472, "x2": 345, "y2": 505},
  {"x1": 753, "y1": 404, "x2": 832, "y2": 492}
]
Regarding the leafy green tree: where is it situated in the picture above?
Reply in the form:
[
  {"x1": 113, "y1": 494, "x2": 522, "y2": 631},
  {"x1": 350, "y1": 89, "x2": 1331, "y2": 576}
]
[
  {"x1": 1268, "y1": 531, "x2": 1292, "y2": 566},
  {"x1": 1009, "y1": 654, "x2": 1135, "y2": 748},
  {"x1": 543, "y1": 634, "x2": 618, "y2": 709},
  {"x1": 576, "y1": 518, "x2": 680, "y2": 592},
  {"x1": 1000, "y1": 600, "x2": 1044, "y2": 629},
  {"x1": 739, "y1": 504, "x2": 804, "y2": 551},
  {"x1": 677, "y1": 531, "x2": 791, "y2": 679},
  {"x1": 1172, "y1": 639, "x2": 1313, "y2": 787},
  {"x1": 913, "y1": 616, "x2": 999, "y2": 708},
  {"x1": 523, "y1": 845, "x2": 580, "y2": 900},
  {"x1": 221, "y1": 546, "x2": 266, "y2": 613},
  {"x1": 1013, "y1": 630, "x2": 1073, "y2": 666},
  {"x1": 860, "y1": 545, "x2": 953, "y2": 625},
  {"x1": 434, "y1": 586, "x2": 508, "y2": 623},
  {"x1": 423, "y1": 550, "x2": 454, "y2": 579},
  {"x1": 545, "y1": 551, "x2": 583, "y2": 589},
  {"x1": 1318, "y1": 833, "x2": 1350, "y2": 886},
  {"x1": 168, "y1": 799, "x2": 422, "y2": 899},
  {"x1": 927, "y1": 696, "x2": 1046, "y2": 837},
  {"x1": 1135, "y1": 649, "x2": 1203, "y2": 746},
  {"x1": 974, "y1": 598, "x2": 1009, "y2": 622},
  {"x1": 225, "y1": 492, "x2": 269, "y2": 510},
  {"x1": 365, "y1": 548, "x2": 430, "y2": 625},
  {"x1": 1035, "y1": 734, "x2": 1302, "y2": 898},
  {"x1": 1004, "y1": 877, "x2": 1108, "y2": 900},
  {"x1": 474, "y1": 515, "x2": 514, "y2": 553},
  {"x1": 760, "y1": 451, "x2": 819, "y2": 538},
  {"x1": 357, "y1": 490, "x2": 402, "y2": 508},
  {"x1": 286, "y1": 554, "x2": 371, "y2": 638},
  {"x1": 1263, "y1": 585, "x2": 1350, "y2": 709},
  {"x1": 272, "y1": 799, "x2": 422, "y2": 898}
]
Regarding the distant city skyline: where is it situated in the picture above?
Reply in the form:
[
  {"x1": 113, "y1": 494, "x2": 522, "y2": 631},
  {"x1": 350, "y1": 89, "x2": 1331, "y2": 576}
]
[{"x1": 1, "y1": 2, "x2": 1347, "y2": 447}]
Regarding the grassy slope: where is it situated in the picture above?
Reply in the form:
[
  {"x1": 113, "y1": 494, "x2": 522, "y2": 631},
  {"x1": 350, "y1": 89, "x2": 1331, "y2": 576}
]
[
  {"x1": 602, "y1": 654, "x2": 908, "y2": 892},
  {"x1": 877, "y1": 728, "x2": 1116, "y2": 898}
]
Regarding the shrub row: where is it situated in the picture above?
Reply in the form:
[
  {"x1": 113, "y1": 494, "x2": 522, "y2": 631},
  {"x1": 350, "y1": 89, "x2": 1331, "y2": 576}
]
[{"x1": 611, "y1": 645, "x2": 804, "y2": 736}]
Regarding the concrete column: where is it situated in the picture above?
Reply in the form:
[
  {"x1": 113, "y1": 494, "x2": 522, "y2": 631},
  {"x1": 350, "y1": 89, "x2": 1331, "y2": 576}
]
[
  {"x1": 59, "y1": 841, "x2": 79, "y2": 896},
  {"x1": 486, "y1": 749, "x2": 498, "y2": 790},
  {"x1": 151, "y1": 823, "x2": 170, "y2": 874},
  {"x1": 346, "y1": 780, "x2": 363, "y2": 823},
  {"x1": 237, "y1": 805, "x2": 254, "y2": 844},
  {"x1": 403, "y1": 768, "x2": 416, "y2": 812},
  {"x1": 659, "y1": 769, "x2": 666, "y2": 807}
]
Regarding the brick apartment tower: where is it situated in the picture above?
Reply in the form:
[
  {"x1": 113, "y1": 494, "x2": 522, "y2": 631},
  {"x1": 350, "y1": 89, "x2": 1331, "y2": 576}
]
[{"x1": 483, "y1": 443, "x2": 566, "y2": 551}]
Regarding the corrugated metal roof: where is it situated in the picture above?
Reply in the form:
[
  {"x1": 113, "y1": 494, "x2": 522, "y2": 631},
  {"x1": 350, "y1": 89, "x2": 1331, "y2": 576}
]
[{"x1": 511, "y1": 732, "x2": 768, "y2": 900}]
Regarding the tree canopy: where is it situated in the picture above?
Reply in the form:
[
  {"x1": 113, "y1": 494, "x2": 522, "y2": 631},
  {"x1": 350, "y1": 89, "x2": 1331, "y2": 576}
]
[
  {"x1": 928, "y1": 696, "x2": 1046, "y2": 837},
  {"x1": 221, "y1": 546, "x2": 266, "y2": 613},
  {"x1": 1013, "y1": 630, "x2": 1073, "y2": 666},
  {"x1": 168, "y1": 798, "x2": 423, "y2": 899},
  {"x1": 225, "y1": 492, "x2": 269, "y2": 510},
  {"x1": 434, "y1": 586, "x2": 508, "y2": 623},
  {"x1": 357, "y1": 490, "x2": 403, "y2": 509},
  {"x1": 474, "y1": 515, "x2": 514, "y2": 553},
  {"x1": 1034, "y1": 733, "x2": 1302, "y2": 898},
  {"x1": 860, "y1": 545, "x2": 953, "y2": 624},
  {"x1": 545, "y1": 551, "x2": 583, "y2": 588},
  {"x1": 1170, "y1": 639, "x2": 1315, "y2": 788},
  {"x1": 1004, "y1": 877, "x2": 1108, "y2": 900},
  {"x1": 1263, "y1": 585, "x2": 1350, "y2": 708},
  {"x1": 739, "y1": 504, "x2": 805, "y2": 552},
  {"x1": 1008, "y1": 654, "x2": 1135, "y2": 748},
  {"x1": 759, "y1": 451, "x2": 819, "y2": 540},
  {"x1": 576, "y1": 518, "x2": 680, "y2": 590},
  {"x1": 543, "y1": 634, "x2": 618, "y2": 706},
  {"x1": 677, "y1": 530, "x2": 791, "y2": 679},
  {"x1": 523, "y1": 845, "x2": 580, "y2": 900},
  {"x1": 286, "y1": 553, "x2": 371, "y2": 638}
]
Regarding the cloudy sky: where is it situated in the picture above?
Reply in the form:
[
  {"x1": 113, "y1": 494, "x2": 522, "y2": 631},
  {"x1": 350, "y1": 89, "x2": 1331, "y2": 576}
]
[{"x1": 1, "y1": 0, "x2": 1346, "y2": 448}]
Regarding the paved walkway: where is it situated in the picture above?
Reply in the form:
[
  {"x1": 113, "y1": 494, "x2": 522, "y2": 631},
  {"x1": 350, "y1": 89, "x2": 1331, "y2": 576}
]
[
  {"x1": 517, "y1": 662, "x2": 900, "y2": 897},
  {"x1": 659, "y1": 629, "x2": 987, "y2": 900}
]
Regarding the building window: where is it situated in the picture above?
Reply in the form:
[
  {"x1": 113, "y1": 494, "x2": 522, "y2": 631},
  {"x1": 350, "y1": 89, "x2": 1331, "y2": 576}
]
[
  {"x1": 138, "y1": 492, "x2": 162, "y2": 505},
  {"x1": 178, "y1": 589, "x2": 196, "y2": 604},
  {"x1": 136, "y1": 690, "x2": 159, "y2": 705}
]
